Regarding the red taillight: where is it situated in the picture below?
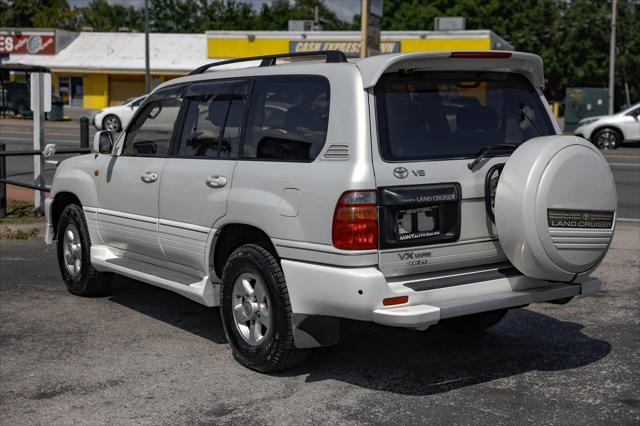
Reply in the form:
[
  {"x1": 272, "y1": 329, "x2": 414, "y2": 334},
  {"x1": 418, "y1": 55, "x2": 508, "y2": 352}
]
[
  {"x1": 450, "y1": 51, "x2": 512, "y2": 59},
  {"x1": 332, "y1": 190, "x2": 378, "y2": 250}
]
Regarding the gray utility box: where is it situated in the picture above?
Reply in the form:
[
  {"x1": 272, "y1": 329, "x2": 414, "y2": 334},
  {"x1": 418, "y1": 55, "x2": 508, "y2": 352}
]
[{"x1": 564, "y1": 87, "x2": 608, "y2": 132}]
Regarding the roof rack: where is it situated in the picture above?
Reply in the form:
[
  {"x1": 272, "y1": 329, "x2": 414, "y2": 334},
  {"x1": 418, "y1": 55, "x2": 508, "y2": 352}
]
[{"x1": 189, "y1": 50, "x2": 348, "y2": 75}]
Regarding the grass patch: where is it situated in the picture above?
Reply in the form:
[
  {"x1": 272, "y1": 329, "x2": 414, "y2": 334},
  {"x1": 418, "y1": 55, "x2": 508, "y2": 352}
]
[
  {"x1": 0, "y1": 226, "x2": 41, "y2": 240},
  {"x1": 0, "y1": 200, "x2": 45, "y2": 224}
]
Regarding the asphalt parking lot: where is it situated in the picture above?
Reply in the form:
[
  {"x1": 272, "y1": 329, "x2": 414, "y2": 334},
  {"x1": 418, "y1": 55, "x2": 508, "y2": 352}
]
[{"x1": 1, "y1": 223, "x2": 638, "y2": 424}]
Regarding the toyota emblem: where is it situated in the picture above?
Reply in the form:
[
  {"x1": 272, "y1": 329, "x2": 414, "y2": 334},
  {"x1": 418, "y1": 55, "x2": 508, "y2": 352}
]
[{"x1": 393, "y1": 167, "x2": 409, "y2": 179}]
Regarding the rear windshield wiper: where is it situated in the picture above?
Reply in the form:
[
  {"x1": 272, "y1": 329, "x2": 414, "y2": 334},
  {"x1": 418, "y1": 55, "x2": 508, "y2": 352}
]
[
  {"x1": 519, "y1": 102, "x2": 542, "y2": 137},
  {"x1": 467, "y1": 144, "x2": 518, "y2": 170}
]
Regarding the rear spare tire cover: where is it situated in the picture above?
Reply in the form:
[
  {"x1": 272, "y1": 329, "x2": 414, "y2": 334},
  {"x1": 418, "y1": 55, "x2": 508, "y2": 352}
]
[{"x1": 495, "y1": 136, "x2": 616, "y2": 282}]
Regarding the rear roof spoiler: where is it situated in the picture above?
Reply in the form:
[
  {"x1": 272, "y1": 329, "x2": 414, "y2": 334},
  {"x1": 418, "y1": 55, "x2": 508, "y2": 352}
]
[{"x1": 356, "y1": 51, "x2": 544, "y2": 89}]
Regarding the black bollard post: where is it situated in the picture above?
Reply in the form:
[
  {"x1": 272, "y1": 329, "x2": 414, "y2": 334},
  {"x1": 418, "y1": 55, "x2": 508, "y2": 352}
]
[
  {"x1": 80, "y1": 117, "x2": 89, "y2": 149},
  {"x1": 0, "y1": 143, "x2": 6, "y2": 218}
]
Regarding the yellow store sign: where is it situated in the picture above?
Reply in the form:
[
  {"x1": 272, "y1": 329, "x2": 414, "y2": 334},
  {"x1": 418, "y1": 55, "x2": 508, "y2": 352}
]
[{"x1": 206, "y1": 31, "x2": 504, "y2": 59}]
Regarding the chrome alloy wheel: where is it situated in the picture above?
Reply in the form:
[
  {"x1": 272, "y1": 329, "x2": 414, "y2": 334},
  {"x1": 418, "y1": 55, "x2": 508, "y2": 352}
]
[
  {"x1": 104, "y1": 116, "x2": 120, "y2": 132},
  {"x1": 231, "y1": 272, "x2": 272, "y2": 346},
  {"x1": 596, "y1": 130, "x2": 617, "y2": 149},
  {"x1": 62, "y1": 223, "x2": 82, "y2": 277}
]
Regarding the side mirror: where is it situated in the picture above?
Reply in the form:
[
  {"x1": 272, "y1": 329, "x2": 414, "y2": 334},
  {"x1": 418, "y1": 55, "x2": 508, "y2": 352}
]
[{"x1": 93, "y1": 130, "x2": 114, "y2": 154}]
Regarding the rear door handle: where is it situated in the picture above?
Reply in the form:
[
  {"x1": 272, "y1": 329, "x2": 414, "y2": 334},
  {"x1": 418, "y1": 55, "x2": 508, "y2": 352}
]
[
  {"x1": 140, "y1": 171, "x2": 158, "y2": 183},
  {"x1": 206, "y1": 175, "x2": 227, "y2": 188}
]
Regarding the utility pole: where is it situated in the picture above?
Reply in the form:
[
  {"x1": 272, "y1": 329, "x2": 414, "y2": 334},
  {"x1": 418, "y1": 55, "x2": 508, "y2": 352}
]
[
  {"x1": 360, "y1": 0, "x2": 368, "y2": 58},
  {"x1": 144, "y1": 0, "x2": 150, "y2": 94},
  {"x1": 30, "y1": 72, "x2": 51, "y2": 215},
  {"x1": 360, "y1": 0, "x2": 382, "y2": 58},
  {"x1": 608, "y1": 0, "x2": 617, "y2": 114},
  {"x1": 314, "y1": 5, "x2": 319, "y2": 30}
]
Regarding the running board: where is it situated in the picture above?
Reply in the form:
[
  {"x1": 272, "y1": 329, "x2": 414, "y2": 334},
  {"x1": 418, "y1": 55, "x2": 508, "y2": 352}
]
[{"x1": 90, "y1": 246, "x2": 218, "y2": 307}]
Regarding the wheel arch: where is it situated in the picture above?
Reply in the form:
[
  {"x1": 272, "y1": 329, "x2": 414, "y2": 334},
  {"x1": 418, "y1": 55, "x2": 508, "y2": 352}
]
[
  {"x1": 51, "y1": 191, "x2": 82, "y2": 239},
  {"x1": 590, "y1": 125, "x2": 624, "y2": 143},
  {"x1": 210, "y1": 223, "x2": 279, "y2": 280}
]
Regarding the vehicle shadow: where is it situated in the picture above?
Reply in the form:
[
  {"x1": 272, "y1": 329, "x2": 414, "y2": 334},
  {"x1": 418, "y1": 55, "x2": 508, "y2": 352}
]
[
  {"x1": 300, "y1": 310, "x2": 611, "y2": 395},
  {"x1": 108, "y1": 276, "x2": 611, "y2": 396},
  {"x1": 107, "y1": 275, "x2": 227, "y2": 344}
]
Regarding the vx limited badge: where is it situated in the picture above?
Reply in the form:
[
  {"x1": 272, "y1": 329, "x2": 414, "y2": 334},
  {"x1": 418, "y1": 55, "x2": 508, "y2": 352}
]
[{"x1": 397, "y1": 251, "x2": 432, "y2": 261}]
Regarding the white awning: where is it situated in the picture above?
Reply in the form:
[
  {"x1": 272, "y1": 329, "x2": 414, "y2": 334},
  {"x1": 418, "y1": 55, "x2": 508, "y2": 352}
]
[{"x1": 6, "y1": 32, "x2": 213, "y2": 74}]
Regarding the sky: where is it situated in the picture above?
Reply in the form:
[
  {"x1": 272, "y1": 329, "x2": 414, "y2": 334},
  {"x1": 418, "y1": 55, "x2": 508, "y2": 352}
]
[{"x1": 67, "y1": 0, "x2": 362, "y2": 22}]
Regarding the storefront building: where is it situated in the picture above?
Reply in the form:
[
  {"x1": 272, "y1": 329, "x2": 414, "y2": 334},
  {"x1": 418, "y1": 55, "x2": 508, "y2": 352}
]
[
  {"x1": 206, "y1": 30, "x2": 511, "y2": 59},
  {"x1": 4, "y1": 29, "x2": 511, "y2": 110},
  {"x1": 4, "y1": 30, "x2": 209, "y2": 109}
]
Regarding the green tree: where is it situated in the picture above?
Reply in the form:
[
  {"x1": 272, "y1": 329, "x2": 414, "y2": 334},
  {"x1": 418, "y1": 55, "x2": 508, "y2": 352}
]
[
  {"x1": 79, "y1": 0, "x2": 143, "y2": 32},
  {"x1": 615, "y1": 0, "x2": 640, "y2": 106},
  {"x1": 257, "y1": 0, "x2": 349, "y2": 31},
  {"x1": 150, "y1": 0, "x2": 201, "y2": 32},
  {"x1": 198, "y1": 0, "x2": 258, "y2": 31},
  {"x1": 0, "y1": 0, "x2": 77, "y2": 29}
]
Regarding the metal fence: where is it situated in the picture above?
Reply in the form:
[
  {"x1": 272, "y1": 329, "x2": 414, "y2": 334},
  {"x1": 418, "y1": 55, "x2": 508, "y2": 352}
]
[{"x1": 0, "y1": 117, "x2": 91, "y2": 217}]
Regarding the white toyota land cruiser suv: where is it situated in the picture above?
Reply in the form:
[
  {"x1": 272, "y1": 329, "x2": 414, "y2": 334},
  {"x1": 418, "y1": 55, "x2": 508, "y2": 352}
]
[{"x1": 45, "y1": 50, "x2": 617, "y2": 372}]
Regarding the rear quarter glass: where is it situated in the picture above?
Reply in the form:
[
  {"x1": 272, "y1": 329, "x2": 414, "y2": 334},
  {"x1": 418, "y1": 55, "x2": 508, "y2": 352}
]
[{"x1": 374, "y1": 71, "x2": 555, "y2": 162}]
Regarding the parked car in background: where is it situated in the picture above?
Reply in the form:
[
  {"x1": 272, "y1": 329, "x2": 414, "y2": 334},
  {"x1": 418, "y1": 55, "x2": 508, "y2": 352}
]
[
  {"x1": 0, "y1": 81, "x2": 30, "y2": 115},
  {"x1": 574, "y1": 103, "x2": 640, "y2": 149},
  {"x1": 92, "y1": 95, "x2": 146, "y2": 132}
]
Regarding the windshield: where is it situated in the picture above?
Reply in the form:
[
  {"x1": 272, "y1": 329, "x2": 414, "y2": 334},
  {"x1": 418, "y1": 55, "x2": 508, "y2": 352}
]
[
  {"x1": 621, "y1": 103, "x2": 640, "y2": 115},
  {"x1": 375, "y1": 71, "x2": 555, "y2": 161}
]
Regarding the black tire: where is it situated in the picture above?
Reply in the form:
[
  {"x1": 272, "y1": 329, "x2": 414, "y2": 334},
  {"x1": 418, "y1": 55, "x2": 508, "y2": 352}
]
[
  {"x1": 220, "y1": 244, "x2": 307, "y2": 372},
  {"x1": 440, "y1": 309, "x2": 508, "y2": 332},
  {"x1": 103, "y1": 114, "x2": 121, "y2": 132},
  {"x1": 56, "y1": 204, "x2": 112, "y2": 296},
  {"x1": 592, "y1": 127, "x2": 621, "y2": 150}
]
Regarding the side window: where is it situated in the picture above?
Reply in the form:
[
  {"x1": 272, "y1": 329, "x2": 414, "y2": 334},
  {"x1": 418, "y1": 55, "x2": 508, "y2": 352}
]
[
  {"x1": 122, "y1": 86, "x2": 184, "y2": 157},
  {"x1": 243, "y1": 75, "x2": 330, "y2": 161},
  {"x1": 178, "y1": 80, "x2": 248, "y2": 159}
]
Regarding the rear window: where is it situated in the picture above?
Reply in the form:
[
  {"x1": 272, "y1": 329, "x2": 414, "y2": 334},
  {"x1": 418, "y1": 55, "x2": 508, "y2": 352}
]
[{"x1": 375, "y1": 71, "x2": 555, "y2": 161}]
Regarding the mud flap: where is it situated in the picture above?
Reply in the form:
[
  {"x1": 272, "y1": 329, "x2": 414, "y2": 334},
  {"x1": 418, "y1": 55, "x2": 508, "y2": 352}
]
[{"x1": 292, "y1": 314, "x2": 341, "y2": 349}]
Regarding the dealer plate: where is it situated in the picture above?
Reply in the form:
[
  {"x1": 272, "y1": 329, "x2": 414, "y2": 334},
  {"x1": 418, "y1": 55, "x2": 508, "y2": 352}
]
[{"x1": 395, "y1": 206, "x2": 440, "y2": 242}]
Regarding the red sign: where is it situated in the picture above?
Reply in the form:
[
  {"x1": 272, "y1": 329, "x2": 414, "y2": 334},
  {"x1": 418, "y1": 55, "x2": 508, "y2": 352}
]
[{"x1": 0, "y1": 33, "x2": 55, "y2": 55}]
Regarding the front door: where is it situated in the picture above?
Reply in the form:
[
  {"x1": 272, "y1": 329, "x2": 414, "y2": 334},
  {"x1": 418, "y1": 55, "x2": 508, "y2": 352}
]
[
  {"x1": 97, "y1": 85, "x2": 185, "y2": 259},
  {"x1": 621, "y1": 105, "x2": 640, "y2": 141},
  {"x1": 158, "y1": 79, "x2": 249, "y2": 271}
]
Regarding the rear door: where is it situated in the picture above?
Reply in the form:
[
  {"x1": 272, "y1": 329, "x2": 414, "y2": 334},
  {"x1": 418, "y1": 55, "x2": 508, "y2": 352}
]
[
  {"x1": 370, "y1": 70, "x2": 556, "y2": 277},
  {"x1": 157, "y1": 79, "x2": 249, "y2": 271}
]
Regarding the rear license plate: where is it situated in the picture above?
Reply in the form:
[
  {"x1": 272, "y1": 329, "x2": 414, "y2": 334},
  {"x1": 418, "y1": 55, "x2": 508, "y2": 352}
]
[{"x1": 395, "y1": 206, "x2": 440, "y2": 242}]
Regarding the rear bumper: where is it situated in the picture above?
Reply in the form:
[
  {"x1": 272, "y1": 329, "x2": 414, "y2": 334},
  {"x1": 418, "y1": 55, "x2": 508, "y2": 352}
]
[{"x1": 281, "y1": 260, "x2": 600, "y2": 330}]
